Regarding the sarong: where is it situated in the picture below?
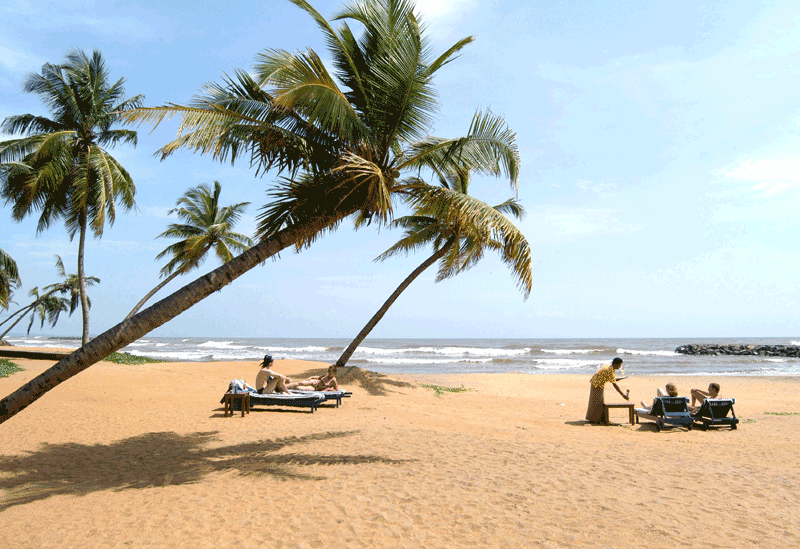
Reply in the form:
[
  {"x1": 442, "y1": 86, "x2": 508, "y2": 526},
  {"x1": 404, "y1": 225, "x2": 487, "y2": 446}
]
[{"x1": 585, "y1": 385, "x2": 605, "y2": 423}]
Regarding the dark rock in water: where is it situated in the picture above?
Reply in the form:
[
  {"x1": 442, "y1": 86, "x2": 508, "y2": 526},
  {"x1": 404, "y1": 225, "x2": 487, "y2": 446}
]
[
  {"x1": 0, "y1": 339, "x2": 10, "y2": 346},
  {"x1": 675, "y1": 344, "x2": 800, "y2": 357}
]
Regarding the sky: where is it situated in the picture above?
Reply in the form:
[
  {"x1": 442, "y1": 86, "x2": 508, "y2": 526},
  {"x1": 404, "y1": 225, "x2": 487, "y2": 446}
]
[{"x1": 1, "y1": 0, "x2": 798, "y2": 340}]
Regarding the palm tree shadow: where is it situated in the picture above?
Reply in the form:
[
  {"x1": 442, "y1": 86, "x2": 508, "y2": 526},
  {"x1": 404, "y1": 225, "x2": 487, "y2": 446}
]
[
  {"x1": 292, "y1": 365, "x2": 411, "y2": 396},
  {"x1": 0, "y1": 430, "x2": 408, "y2": 511},
  {"x1": 337, "y1": 366, "x2": 411, "y2": 396}
]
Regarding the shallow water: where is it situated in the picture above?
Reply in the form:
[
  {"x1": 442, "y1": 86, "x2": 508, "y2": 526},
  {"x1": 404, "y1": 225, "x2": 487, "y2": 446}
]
[{"x1": 7, "y1": 334, "x2": 800, "y2": 377}]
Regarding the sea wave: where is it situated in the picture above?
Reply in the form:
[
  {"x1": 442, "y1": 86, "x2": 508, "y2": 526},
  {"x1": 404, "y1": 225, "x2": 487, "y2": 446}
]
[
  {"x1": 255, "y1": 345, "x2": 329, "y2": 353},
  {"x1": 363, "y1": 356, "x2": 493, "y2": 365},
  {"x1": 533, "y1": 358, "x2": 607, "y2": 370},
  {"x1": 197, "y1": 340, "x2": 249, "y2": 350},
  {"x1": 540, "y1": 348, "x2": 605, "y2": 355},
  {"x1": 616, "y1": 348, "x2": 678, "y2": 357},
  {"x1": 354, "y1": 346, "x2": 531, "y2": 357}
]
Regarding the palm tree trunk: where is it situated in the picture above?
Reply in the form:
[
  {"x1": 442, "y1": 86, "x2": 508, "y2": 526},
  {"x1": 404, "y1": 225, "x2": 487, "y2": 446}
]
[
  {"x1": 125, "y1": 271, "x2": 182, "y2": 320},
  {"x1": 0, "y1": 303, "x2": 38, "y2": 341},
  {"x1": 0, "y1": 211, "x2": 353, "y2": 424},
  {"x1": 78, "y1": 213, "x2": 90, "y2": 346},
  {"x1": 0, "y1": 303, "x2": 33, "y2": 329},
  {"x1": 335, "y1": 237, "x2": 456, "y2": 368},
  {"x1": 0, "y1": 287, "x2": 65, "y2": 340}
]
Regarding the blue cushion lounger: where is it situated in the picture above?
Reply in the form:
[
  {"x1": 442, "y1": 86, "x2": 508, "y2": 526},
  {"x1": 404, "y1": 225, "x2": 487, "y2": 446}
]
[
  {"x1": 221, "y1": 380, "x2": 326, "y2": 413},
  {"x1": 692, "y1": 398, "x2": 738, "y2": 430},
  {"x1": 634, "y1": 396, "x2": 694, "y2": 431}
]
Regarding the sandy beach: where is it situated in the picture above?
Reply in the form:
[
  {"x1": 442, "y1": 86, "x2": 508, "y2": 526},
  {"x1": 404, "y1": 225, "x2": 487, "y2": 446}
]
[{"x1": 1, "y1": 347, "x2": 799, "y2": 548}]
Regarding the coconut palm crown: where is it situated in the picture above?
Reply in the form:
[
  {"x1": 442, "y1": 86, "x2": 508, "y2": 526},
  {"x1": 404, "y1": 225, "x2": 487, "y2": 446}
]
[
  {"x1": 335, "y1": 167, "x2": 531, "y2": 367},
  {"x1": 125, "y1": 181, "x2": 253, "y2": 318},
  {"x1": 126, "y1": 0, "x2": 519, "y2": 244},
  {"x1": 0, "y1": 248, "x2": 20, "y2": 310},
  {"x1": 0, "y1": 49, "x2": 142, "y2": 344},
  {"x1": 0, "y1": 255, "x2": 99, "y2": 341}
]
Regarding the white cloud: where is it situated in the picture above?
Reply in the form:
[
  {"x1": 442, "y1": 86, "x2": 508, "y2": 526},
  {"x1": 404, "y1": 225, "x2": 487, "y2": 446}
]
[
  {"x1": 718, "y1": 156, "x2": 800, "y2": 197},
  {"x1": 522, "y1": 207, "x2": 644, "y2": 244},
  {"x1": 575, "y1": 179, "x2": 617, "y2": 195},
  {"x1": 415, "y1": 0, "x2": 478, "y2": 23}
]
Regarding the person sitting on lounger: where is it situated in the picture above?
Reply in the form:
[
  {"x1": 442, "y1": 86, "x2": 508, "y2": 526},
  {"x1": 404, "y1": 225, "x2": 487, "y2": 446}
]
[
  {"x1": 690, "y1": 382, "x2": 720, "y2": 410},
  {"x1": 287, "y1": 365, "x2": 340, "y2": 392},
  {"x1": 639, "y1": 382, "x2": 679, "y2": 411},
  {"x1": 255, "y1": 355, "x2": 292, "y2": 394}
]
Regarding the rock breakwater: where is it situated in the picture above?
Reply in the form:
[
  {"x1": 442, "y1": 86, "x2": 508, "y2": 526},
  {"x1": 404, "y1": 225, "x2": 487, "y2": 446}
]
[{"x1": 675, "y1": 344, "x2": 800, "y2": 357}]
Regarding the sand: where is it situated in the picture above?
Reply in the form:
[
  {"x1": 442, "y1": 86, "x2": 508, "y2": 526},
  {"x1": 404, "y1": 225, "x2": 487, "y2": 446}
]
[{"x1": 1, "y1": 347, "x2": 799, "y2": 548}]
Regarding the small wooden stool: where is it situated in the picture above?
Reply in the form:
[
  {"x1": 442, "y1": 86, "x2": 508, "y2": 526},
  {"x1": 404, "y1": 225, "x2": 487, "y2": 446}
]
[
  {"x1": 603, "y1": 403, "x2": 635, "y2": 425},
  {"x1": 223, "y1": 392, "x2": 250, "y2": 417}
]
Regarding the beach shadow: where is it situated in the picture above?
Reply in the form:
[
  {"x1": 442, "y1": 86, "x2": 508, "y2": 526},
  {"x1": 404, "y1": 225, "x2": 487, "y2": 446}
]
[
  {"x1": 338, "y1": 366, "x2": 412, "y2": 396},
  {"x1": 0, "y1": 429, "x2": 408, "y2": 511},
  {"x1": 293, "y1": 365, "x2": 411, "y2": 396}
]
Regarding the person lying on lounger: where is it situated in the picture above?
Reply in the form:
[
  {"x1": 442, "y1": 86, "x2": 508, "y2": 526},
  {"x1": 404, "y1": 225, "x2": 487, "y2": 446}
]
[
  {"x1": 287, "y1": 365, "x2": 340, "y2": 392},
  {"x1": 689, "y1": 382, "x2": 720, "y2": 412},
  {"x1": 255, "y1": 355, "x2": 292, "y2": 394},
  {"x1": 639, "y1": 382, "x2": 679, "y2": 411}
]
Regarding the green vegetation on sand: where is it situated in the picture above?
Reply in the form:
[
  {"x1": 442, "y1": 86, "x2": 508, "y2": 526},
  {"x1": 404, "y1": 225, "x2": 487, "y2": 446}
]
[
  {"x1": 422, "y1": 384, "x2": 472, "y2": 398},
  {"x1": 0, "y1": 359, "x2": 24, "y2": 378},
  {"x1": 103, "y1": 352, "x2": 167, "y2": 365}
]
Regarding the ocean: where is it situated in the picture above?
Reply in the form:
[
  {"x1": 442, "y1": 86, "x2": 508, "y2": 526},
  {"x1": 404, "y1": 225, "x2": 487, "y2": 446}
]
[{"x1": 6, "y1": 334, "x2": 800, "y2": 377}]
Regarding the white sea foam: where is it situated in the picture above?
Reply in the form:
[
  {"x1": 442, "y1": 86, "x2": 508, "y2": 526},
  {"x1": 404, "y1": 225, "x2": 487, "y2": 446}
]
[
  {"x1": 541, "y1": 348, "x2": 604, "y2": 355},
  {"x1": 533, "y1": 358, "x2": 607, "y2": 370},
  {"x1": 255, "y1": 345, "x2": 328, "y2": 353},
  {"x1": 791, "y1": 340, "x2": 800, "y2": 345},
  {"x1": 355, "y1": 346, "x2": 530, "y2": 357},
  {"x1": 616, "y1": 348, "x2": 678, "y2": 357},
  {"x1": 197, "y1": 340, "x2": 248, "y2": 350},
  {"x1": 364, "y1": 356, "x2": 493, "y2": 365}
]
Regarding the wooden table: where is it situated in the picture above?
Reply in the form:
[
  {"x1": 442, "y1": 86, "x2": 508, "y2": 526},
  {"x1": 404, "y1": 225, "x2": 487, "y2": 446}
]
[
  {"x1": 223, "y1": 392, "x2": 250, "y2": 417},
  {"x1": 603, "y1": 403, "x2": 635, "y2": 425}
]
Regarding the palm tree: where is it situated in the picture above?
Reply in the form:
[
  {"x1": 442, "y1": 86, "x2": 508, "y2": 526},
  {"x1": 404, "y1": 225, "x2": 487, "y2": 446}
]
[
  {"x1": 125, "y1": 181, "x2": 253, "y2": 319},
  {"x1": 336, "y1": 168, "x2": 532, "y2": 368},
  {"x1": 0, "y1": 255, "x2": 99, "y2": 341},
  {"x1": 0, "y1": 49, "x2": 142, "y2": 346},
  {"x1": 0, "y1": 0, "x2": 520, "y2": 423},
  {"x1": 0, "y1": 248, "x2": 20, "y2": 310}
]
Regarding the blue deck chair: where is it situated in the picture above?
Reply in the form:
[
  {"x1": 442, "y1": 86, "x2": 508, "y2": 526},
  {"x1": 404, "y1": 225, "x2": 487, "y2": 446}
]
[
  {"x1": 692, "y1": 398, "x2": 738, "y2": 430},
  {"x1": 635, "y1": 396, "x2": 693, "y2": 431}
]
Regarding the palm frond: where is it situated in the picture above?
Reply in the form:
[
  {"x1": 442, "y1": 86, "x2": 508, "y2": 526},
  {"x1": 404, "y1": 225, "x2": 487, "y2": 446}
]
[{"x1": 399, "y1": 110, "x2": 519, "y2": 190}]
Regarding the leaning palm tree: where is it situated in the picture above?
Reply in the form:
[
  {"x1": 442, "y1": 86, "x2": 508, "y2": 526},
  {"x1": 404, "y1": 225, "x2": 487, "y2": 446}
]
[
  {"x1": 0, "y1": 255, "x2": 99, "y2": 341},
  {"x1": 336, "y1": 168, "x2": 532, "y2": 368},
  {"x1": 0, "y1": 248, "x2": 20, "y2": 309},
  {"x1": 125, "y1": 181, "x2": 253, "y2": 319},
  {"x1": 0, "y1": 49, "x2": 142, "y2": 346},
  {"x1": 1, "y1": 0, "x2": 520, "y2": 423}
]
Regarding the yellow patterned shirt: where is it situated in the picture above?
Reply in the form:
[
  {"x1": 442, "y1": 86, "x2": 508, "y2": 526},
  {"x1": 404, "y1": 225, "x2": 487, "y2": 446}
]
[{"x1": 590, "y1": 364, "x2": 617, "y2": 389}]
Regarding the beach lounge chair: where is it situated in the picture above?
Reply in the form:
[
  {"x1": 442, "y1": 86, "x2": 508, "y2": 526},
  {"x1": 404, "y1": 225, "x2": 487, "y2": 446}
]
[
  {"x1": 692, "y1": 398, "x2": 738, "y2": 430},
  {"x1": 221, "y1": 380, "x2": 327, "y2": 413},
  {"x1": 634, "y1": 396, "x2": 693, "y2": 431}
]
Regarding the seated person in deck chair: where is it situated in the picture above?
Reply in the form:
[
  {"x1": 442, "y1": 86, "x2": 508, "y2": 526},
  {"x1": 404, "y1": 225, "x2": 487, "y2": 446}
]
[
  {"x1": 255, "y1": 355, "x2": 292, "y2": 394},
  {"x1": 287, "y1": 365, "x2": 340, "y2": 392},
  {"x1": 639, "y1": 382, "x2": 679, "y2": 411},
  {"x1": 690, "y1": 382, "x2": 720, "y2": 412}
]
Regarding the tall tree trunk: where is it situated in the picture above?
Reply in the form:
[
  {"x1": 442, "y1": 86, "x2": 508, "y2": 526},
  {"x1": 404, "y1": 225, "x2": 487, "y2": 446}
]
[
  {"x1": 0, "y1": 303, "x2": 34, "y2": 329},
  {"x1": 0, "y1": 303, "x2": 38, "y2": 341},
  {"x1": 335, "y1": 238, "x2": 456, "y2": 368},
  {"x1": 78, "y1": 213, "x2": 90, "y2": 346},
  {"x1": 0, "y1": 211, "x2": 353, "y2": 424},
  {"x1": 125, "y1": 271, "x2": 182, "y2": 320},
  {"x1": 0, "y1": 287, "x2": 65, "y2": 340}
]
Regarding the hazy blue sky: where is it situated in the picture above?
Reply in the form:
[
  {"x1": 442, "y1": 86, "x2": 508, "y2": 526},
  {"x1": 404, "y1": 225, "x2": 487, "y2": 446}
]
[{"x1": 1, "y1": 0, "x2": 798, "y2": 339}]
